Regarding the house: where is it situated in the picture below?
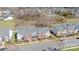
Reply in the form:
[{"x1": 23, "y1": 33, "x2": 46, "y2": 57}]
[
  {"x1": 0, "y1": 29, "x2": 13, "y2": 42},
  {"x1": 76, "y1": 24, "x2": 79, "y2": 32},
  {"x1": 3, "y1": 10, "x2": 14, "y2": 20},
  {"x1": 50, "y1": 24, "x2": 79, "y2": 37},
  {"x1": 0, "y1": 9, "x2": 14, "y2": 20},
  {"x1": 16, "y1": 26, "x2": 50, "y2": 41},
  {"x1": 50, "y1": 24, "x2": 68, "y2": 36},
  {"x1": 16, "y1": 26, "x2": 36, "y2": 41},
  {"x1": 66, "y1": 24, "x2": 78, "y2": 35},
  {"x1": 36, "y1": 27, "x2": 50, "y2": 39}
]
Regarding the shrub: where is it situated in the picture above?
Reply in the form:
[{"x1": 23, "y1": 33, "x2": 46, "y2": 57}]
[
  {"x1": 56, "y1": 11, "x2": 74, "y2": 18},
  {"x1": 55, "y1": 17, "x2": 65, "y2": 23},
  {"x1": 61, "y1": 11, "x2": 73, "y2": 17}
]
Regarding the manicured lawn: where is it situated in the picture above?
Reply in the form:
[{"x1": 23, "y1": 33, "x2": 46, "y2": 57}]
[{"x1": 0, "y1": 20, "x2": 14, "y2": 29}]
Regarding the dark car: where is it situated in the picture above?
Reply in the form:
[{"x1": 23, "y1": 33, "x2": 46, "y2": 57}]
[{"x1": 76, "y1": 37, "x2": 79, "y2": 39}]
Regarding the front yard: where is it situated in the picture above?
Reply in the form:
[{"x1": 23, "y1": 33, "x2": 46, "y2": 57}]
[
  {"x1": 66, "y1": 48, "x2": 79, "y2": 51},
  {"x1": 62, "y1": 46, "x2": 79, "y2": 51}
]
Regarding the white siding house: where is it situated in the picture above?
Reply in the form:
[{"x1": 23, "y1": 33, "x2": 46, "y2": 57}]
[
  {"x1": 0, "y1": 29, "x2": 13, "y2": 42},
  {"x1": 16, "y1": 26, "x2": 50, "y2": 40},
  {"x1": 0, "y1": 9, "x2": 14, "y2": 20},
  {"x1": 9, "y1": 29, "x2": 13, "y2": 40}
]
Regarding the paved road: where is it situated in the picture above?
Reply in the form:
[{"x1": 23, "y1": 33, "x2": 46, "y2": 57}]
[
  {"x1": 3, "y1": 42, "x2": 59, "y2": 51},
  {"x1": 1, "y1": 39, "x2": 79, "y2": 51}
]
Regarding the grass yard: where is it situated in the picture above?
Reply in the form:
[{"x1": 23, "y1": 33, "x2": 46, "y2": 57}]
[
  {"x1": 62, "y1": 46, "x2": 79, "y2": 51},
  {"x1": 64, "y1": 47, "x2": 79, "y2": 51},
  {"x1": 0, "y1": 20, "x2": 14, "y2": 29},
  {"x1": 66, "y1": 18, "x2": 79, "y2": 24},
  {"x1": 67, "y1": 48, "x2": 79, "y2": 51}
]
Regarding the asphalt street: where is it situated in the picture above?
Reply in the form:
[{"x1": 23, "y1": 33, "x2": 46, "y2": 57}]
[{"x1": 1, "y1": 39, "x2": 79, "y2": 51}]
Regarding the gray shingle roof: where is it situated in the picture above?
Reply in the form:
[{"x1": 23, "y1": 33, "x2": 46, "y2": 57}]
[
  {"x1": 50, "y1": 23, "x2": 79, "y2": 36},
  {"x1": 67, "y1": 24, "x2": 77, "y2": 31},
  {"x1": 54, "y1": 24, "x2": 79, "y2": 31},
  {"x1": 37, "y1": 27, "x2": 49, "y2": 33},
  {"x1": 16, "y1": 26, "x2": 36, "y2": 35},
  {"x1": 16, "y1": 26, "x2": 49, "y2": 36}
]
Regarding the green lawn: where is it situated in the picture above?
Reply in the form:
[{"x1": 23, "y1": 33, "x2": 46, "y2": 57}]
[
  {"x1": 67, "y1": 48, "x2": 79, "y2": 51},
  {"x1": 65, "y1": 48, "x2": 79, "y2": 51},
  {"x1": 0, "y1": 20, "x2": 14, "y2": 29}
]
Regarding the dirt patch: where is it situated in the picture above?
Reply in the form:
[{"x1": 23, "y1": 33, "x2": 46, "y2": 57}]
[{"x1": 14, "y1": 19, "x2": 37, "y2": 27}]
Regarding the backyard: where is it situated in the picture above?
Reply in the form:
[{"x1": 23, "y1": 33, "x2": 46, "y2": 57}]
[
  {"x1": 66, "y1": 18, "x2": 79, "y2": 24},
  {"x1": 0, "y1": 20, "x2": 14, "y2": 29}
]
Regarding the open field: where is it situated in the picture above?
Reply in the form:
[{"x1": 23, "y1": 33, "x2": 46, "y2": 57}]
[
  {"x1": 14, "y1": 17, "x2": 79, "y2": 28},
  {"x1": 51, "y1": 18, "x2": 79, "y2": 28},
  {"x1": 66, "y1": 18, "x2": 79, "y2": 24}
]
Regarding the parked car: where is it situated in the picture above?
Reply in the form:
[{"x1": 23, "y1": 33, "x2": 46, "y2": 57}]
[{"x1": 76, "y1": 37, "x2": 79, "y2": 39}]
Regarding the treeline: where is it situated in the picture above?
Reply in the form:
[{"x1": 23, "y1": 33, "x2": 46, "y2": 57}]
[
  {"x1": 6, "y1": 7, "x2": 77, "y2": 19},
  {"x1": 0, "y1": 7, "x2": 78, "y2": 27}
]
